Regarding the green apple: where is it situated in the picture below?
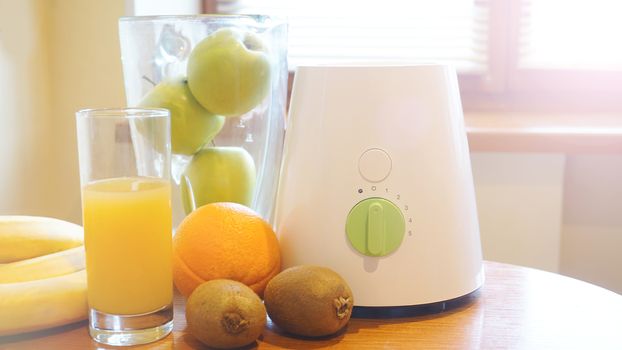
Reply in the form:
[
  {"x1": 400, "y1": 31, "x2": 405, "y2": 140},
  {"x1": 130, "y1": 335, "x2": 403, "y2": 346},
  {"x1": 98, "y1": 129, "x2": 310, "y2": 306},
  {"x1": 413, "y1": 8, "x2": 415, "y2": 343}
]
[
  {"x1": 180, "y1": 146, "x2": 256, "y2": 214},
  {"x1": 139, "y1": 77, "x2": 225, "y2": 155},
  {"x1": 187, "y1": 27, "x2": 271, "y2": 117}
]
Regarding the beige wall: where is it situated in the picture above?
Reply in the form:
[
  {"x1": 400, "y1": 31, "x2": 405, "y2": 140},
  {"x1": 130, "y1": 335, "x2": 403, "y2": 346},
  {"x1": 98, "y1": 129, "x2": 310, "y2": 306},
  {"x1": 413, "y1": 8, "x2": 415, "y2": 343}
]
[
  {"x1": 472, "y1": 153, "x2": 566, "y2": 272},
  {"x1": 0, "y1": 0, "x2": 125, "y2": 223},
  {"x1": 473, "y1": 152, "x2": 622, "y2": 294},
  {"x1": 561, "y1": 155, "x2": 622, "y2": 293},
  {"x1": 0, "y1": 1, "x2": 53, "y2": 216}
]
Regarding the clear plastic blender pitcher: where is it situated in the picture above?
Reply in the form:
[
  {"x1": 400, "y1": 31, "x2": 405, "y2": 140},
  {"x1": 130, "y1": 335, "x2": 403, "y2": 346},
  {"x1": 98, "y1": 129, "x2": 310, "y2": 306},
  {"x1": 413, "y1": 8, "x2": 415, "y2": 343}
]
[{"x1": 118, "y1": 15, "x2": 288, "y2": 225}]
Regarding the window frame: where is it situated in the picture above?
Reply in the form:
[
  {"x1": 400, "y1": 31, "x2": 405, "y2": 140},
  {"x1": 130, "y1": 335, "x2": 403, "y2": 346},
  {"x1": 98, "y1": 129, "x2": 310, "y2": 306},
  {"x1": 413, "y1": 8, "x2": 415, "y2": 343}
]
[{"x1": 466, "y1": 0, "x2": 622, "y2": 113}]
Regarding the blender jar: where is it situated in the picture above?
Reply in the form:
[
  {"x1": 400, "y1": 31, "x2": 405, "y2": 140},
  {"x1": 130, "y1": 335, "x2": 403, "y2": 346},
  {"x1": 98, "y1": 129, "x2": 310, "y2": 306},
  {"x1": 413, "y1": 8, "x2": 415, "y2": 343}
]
[{"x1": 118, "y1": 15, "x2": 288, "y2": 225}]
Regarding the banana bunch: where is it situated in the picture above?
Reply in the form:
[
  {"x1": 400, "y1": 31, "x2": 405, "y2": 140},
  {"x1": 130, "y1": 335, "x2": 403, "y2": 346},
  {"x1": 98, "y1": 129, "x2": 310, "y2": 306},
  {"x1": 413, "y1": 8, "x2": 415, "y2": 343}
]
[{"x1": 0, "y1": 216, "x2": 88, "y2": 337}]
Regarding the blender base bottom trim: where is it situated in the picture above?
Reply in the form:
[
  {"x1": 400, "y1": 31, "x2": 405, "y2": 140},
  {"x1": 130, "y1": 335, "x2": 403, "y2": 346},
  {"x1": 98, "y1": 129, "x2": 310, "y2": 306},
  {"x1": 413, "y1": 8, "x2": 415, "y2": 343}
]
[{"x1": 351, "y1": 288, "x2": 481, "y2": 319}]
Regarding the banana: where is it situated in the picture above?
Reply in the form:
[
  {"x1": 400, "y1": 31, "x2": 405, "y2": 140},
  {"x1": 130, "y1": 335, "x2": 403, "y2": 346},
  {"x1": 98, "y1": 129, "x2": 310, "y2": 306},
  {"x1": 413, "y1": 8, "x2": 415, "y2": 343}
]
[
  {"x1": 0, "y1": 246, "x2": 85, "y2": 283},
  {"x1": 0, "y1": 217, "x2": 88, "y2": 336},
  {"x1": 0, "y1": 216, "x2": 84, "y2": 263},
  {"x1": 0, "y1": 269, "x2": 87, "y2": 336}
]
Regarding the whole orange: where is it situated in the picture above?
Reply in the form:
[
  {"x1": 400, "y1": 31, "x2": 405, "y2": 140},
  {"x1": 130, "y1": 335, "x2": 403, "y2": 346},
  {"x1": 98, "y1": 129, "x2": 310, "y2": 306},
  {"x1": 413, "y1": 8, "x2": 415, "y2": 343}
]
[{"x1": 173, "y1": 202, "x2": 280, "y2": 298}]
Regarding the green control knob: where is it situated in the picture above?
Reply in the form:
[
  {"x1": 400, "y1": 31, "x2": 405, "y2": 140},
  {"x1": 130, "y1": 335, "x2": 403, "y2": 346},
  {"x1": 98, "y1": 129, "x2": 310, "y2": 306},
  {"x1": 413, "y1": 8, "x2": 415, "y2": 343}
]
[{"x1": 346, "y1": 197, "x2": 405, "y2": 257}]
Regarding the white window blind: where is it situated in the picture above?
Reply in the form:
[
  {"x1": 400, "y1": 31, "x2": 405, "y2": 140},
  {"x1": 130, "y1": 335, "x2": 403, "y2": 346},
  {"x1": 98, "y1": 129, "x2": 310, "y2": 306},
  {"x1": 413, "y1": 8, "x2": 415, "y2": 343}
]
[
  {"x1": 217, "y1": 0, "x2": 490, "y2": 73},
  {"x1": 519, "y1": 0, "x2": 622, "y2": 71}
]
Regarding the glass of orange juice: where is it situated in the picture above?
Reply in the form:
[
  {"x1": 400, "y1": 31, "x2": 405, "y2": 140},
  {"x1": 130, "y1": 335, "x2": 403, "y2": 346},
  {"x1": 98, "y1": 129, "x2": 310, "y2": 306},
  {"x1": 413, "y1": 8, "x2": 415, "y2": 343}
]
[{"x1": 76, "y1": 108, "x2": 173, "y2": 346}]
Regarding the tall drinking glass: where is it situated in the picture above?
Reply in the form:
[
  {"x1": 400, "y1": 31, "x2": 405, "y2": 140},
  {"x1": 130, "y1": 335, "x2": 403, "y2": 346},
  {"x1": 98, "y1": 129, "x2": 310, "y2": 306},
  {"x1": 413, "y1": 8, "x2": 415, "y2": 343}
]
[{"x1": 76, "y1": 108, "x2": 173, "y2": 346}]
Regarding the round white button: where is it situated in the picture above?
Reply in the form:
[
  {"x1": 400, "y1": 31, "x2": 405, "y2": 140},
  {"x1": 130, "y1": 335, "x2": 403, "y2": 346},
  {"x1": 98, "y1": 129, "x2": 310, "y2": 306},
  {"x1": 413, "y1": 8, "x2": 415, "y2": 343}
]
[{"x1": 358, "y1": 148, "x2": 392, "y2": 183}]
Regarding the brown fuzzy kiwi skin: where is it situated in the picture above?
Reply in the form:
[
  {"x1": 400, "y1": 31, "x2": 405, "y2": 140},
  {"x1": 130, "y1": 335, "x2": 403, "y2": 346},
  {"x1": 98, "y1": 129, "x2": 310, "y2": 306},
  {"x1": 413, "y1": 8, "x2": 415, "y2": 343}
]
[
  {"x1": 263, "y1": 265, "x2": 354, "y2": 337},
  {"x1": 186, "y1": 279, "x2": 267, "y2": 349}
]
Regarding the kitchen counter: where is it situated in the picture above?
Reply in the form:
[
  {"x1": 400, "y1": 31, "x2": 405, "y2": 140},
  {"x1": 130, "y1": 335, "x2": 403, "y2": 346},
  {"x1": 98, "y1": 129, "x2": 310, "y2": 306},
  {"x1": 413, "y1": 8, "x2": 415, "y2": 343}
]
[{"x1": 2, "y1": 261, "x2": 621, "y2": 349}]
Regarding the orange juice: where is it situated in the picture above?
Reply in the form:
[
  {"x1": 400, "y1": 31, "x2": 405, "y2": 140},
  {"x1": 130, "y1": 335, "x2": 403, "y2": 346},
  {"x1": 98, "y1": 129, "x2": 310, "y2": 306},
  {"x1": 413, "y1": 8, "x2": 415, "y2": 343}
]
[{"x1": 82, "y1": 177, "x2": 172, "y2": 315}]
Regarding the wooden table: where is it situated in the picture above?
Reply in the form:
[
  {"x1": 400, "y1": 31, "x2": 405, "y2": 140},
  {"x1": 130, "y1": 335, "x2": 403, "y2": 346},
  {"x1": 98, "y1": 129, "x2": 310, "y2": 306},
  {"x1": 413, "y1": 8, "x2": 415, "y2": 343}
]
[{"x1": 2, "y1": 261, "x2": 621, "y2": 349}]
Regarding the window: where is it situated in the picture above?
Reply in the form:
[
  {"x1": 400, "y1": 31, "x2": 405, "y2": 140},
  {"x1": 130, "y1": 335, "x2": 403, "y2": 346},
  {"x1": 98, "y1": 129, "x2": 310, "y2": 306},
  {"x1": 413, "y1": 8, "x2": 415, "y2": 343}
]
[
  {"x1": 519, "y1": 0, "x2": 622, "y2": 70},
  {"x1": 205, "y1": 0, "x2": 622, "y2": 113},
  {"x1": 217, "y1": 0, "x2": 489, "y2": 74}
]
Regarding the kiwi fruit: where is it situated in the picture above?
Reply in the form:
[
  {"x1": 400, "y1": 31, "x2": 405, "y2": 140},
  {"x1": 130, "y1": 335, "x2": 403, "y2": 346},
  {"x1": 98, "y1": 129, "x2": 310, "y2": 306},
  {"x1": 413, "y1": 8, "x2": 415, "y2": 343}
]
[
  {"x1": 185, "y1": 279, "x2": 266, "y2": 349},
  {"x1": 264, "y1": 265, "x2": 354, "y2": 337}
]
